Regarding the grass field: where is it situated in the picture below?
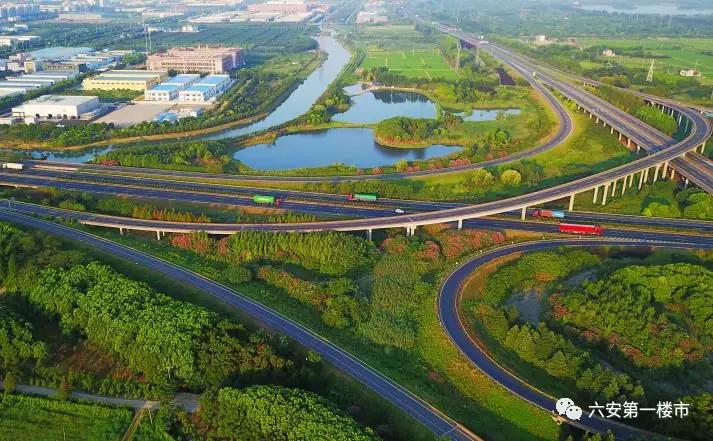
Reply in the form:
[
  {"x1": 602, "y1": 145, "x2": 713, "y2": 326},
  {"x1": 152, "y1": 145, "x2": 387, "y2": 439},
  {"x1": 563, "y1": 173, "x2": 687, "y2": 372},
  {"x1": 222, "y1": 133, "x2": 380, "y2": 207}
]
[
  {"x1": 0, "y1": 394, "x2": 132, "y2": 441},
  {"x1": 360, "y1": 47, "x2": 460, "y2": 80},
  {"x1": 575, "y1": 37, "x2": 713, "y2": 85}
]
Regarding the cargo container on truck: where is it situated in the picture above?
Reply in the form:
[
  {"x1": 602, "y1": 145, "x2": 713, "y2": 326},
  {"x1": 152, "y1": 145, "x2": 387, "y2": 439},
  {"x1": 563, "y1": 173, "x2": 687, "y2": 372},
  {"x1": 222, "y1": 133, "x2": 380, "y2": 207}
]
[
  {"x1": 532, "y1": 209, "x2": 565, "y2": 219},
  {"x1": 559, "y1": 223, "x2": 603, "y2": 236},
  {"x1": 253, "y1": 195, "x2": 281, "y2": 207},
  {"x1": 347, "y1": 193, "x2": 378, "y2": 202}
]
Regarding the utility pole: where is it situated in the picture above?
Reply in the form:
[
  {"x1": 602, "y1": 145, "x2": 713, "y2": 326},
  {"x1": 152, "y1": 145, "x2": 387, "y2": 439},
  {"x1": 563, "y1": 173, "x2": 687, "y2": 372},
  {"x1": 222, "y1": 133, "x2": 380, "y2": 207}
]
[
  {"x1": 142, "y1": 14, "x2": 148, "y2": 55},
  {"x1": 456, "y1": 39, "x2": 461, "y2": 73},
  {"x1": 646, "y1": 59, "x2": 655, "y2": 83}
]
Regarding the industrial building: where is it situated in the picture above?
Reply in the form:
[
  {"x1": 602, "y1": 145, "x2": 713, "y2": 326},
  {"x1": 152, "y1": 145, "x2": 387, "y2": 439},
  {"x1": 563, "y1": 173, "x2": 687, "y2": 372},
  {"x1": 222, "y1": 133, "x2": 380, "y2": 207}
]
[
  {"x1": 144, "y1": 74, "x2": 200, "y2": 101},
  {"x1": 12, "y1": 95, "x2": 101, "y2": 121},
  {"x1": 247, "y1": 1, "x2": 312, "y2": 13},
  {"x1": 147, "y1": 47, "x2": 243, "y2": 74},
  {"x1": 178, "y1": 74, "x2": 231, "y2": 103},
  {"x1": 0, "y1": 71, "x2": 78, "y2": 94},
  {"x1": 83, "y1": 70, "x2": 168, "y2": 91}
]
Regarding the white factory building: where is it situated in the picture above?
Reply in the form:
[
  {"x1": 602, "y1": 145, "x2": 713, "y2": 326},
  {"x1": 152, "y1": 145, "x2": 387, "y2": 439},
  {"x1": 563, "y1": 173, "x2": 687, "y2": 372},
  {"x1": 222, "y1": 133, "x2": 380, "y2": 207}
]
[
  {"x1": 12, "y1": 95, "x2": 100, "y2": 121},
  {"x1": 177, "y1": 74, "x2": 231, "y2": 103},
  {"x1": 144, "y1": 74, "x2": 200, "y2": 101}
]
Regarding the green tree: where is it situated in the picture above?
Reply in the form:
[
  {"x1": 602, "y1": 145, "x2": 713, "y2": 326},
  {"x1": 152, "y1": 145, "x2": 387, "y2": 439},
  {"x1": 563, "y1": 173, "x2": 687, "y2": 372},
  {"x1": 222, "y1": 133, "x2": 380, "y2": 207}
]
[{"x1": 500, "y1": 169, "x2": 522, "y2": 186}]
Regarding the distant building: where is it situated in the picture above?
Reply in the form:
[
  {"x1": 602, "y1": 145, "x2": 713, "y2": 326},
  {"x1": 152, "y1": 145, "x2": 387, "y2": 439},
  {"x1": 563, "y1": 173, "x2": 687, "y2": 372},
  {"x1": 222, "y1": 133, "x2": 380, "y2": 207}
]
[
  {"x1": 0, "y1": 35, "x2": 40, "y2": 48},
  {"x1": 178, "y1": 74, "x2": 231, "y2": 103},
  {"x1": 0, "y1": 3, "x2": 41, "y2": 21},
  {"x1": 534, "y1": 35, "x2": 547, "y2": 42},
  {"x1": 248, "y1": 1, "x2": 312, "y2": 13},
  {"x1": 12, "y1": 95, "x2": 100, "y2": 120},
  {"x1": 680, "y1": 68, "x2": 701, "y2": 78},
  {"x1": 147, "y1": 47, "x2": 244, "y2": 74},
  {"x1": 144, "y1": 74, "x2": 200, "y2": 101},
  {"x1": 602, "y1": 49, "x2": 616, "y2": 57},
  {"x1": 356, "y1": 11, "x2": 387, "y2": 24},
  {"x1": 83, "y1": 70, "x2": 168, "y2": 91}
]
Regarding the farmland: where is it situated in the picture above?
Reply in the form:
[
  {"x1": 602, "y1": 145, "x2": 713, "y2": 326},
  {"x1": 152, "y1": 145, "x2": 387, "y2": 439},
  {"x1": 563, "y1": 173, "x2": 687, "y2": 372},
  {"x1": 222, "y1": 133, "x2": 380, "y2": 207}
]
[
  {"x1": 0, "y1": 395, "x2": 132, "y2": 441},
  {"x1": 575, "y1": 37, "x2": 713, "y2": 85},
  {"x1": 360, "y1": 47, "x2": 459, "y2": 80}
]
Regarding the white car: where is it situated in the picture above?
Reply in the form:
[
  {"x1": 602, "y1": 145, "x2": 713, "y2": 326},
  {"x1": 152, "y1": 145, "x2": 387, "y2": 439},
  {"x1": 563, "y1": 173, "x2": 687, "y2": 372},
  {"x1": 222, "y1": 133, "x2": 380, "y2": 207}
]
[{"x1": 395, "y1": 209, "x2": 405, "y2": 214}]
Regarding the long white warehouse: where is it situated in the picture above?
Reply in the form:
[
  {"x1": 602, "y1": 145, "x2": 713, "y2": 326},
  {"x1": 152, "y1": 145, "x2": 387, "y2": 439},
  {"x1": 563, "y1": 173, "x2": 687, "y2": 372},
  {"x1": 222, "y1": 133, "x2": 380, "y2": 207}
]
[{"x1": 12, "y1": 95, "x2": 100, "y2": 120}]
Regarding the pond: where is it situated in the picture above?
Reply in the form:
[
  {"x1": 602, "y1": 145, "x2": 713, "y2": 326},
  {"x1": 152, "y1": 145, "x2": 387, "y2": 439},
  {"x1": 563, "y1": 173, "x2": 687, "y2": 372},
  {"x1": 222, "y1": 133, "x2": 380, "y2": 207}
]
[
  {"x1": 332, "y1": 85, "x2": 437, "y2": 124},
  {"x1": 203, "y1": 36, "x2": 352, "y2": 140},
  {"x1": 232, "y1": 128, "x2": 461, "y2": 170},
  {"x1": 579, "y1": 4, "x2": 713, "y2": 16},
  {"x1": 456, "y1": 108, "x2": 521, "y2": 122},
  {"x1": 14, "y1": 146, "x2": 114, "y2": 163}
]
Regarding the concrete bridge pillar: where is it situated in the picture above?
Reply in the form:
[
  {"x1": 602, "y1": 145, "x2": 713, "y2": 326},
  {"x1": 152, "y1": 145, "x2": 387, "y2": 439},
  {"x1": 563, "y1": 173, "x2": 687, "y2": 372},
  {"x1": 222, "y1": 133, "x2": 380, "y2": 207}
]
[
  {"x1": 592, "y1": 186, "x2": 599, "y2": 203},
  {"x1": 611, "y1": 179, "x2": 617, "y2": 196},
  {"x1": 367, "y1": 229, "x2": 372, "y2": 241},
  {"x1": 457, "y1": 219, "x2": 463, "y2": 230},
  {"x1": 621, "y1": 175, "x2": 627, "y2": 196},
  {"x1": 601, "y1": 183, "x2": 610, "y2": 206},
  {"x1": 670, "y1": 168, "x2": 676, "y2": 179},
  {"x1": 119, "y1": 228, "x2": 124, "y2": 236},
  {"x1": 685, "y1": 178, "x2": 690, "y2": 188},
  {"x1": 636, "y1": 144, "x2": 641, "y2": 153},
  {"x1": 610, "y1": 127, "x2": 614, "y2": 135},
  {"x1": 701, "y1": 141, "x2": 706, "y2": 154},
  {"x1": 569, "y1": 193, "x2": 575, "y2": 211},
  {"x1": 629, "y1": 173, "x2": 634, "y2": 188},
  {"x1": 662, "y1": 161, "x2": 669, "y2": 178},
  {"x1": 638, "y1": 170, "x2": 645, "y2": 190},
  {"x1": 653, "y1": 164, "x2": 662, "y2": 182},
  {"x1": 596, "y1": 116, "x2": 600, "y2": 124},
  {"x1": 644, "y1": 167, "x2": 650, "y2": 183},
  {"x1": 626, "y1": 139, "x2": 631, "y2": 148},
  {"x1": 156, "y1": 230, "x2": 161, "y2": 240},
  {"x1": 521, "y1": 207, "x2": 527, "y2": 220},
  {"x1": 618, "y1": 133, "x2": 622, "y2": 141}
]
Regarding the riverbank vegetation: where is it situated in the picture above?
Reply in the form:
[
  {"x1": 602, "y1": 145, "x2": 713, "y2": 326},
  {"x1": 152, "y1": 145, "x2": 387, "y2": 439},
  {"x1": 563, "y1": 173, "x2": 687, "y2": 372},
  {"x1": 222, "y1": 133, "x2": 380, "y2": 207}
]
[{"x1": 461, "y1": 247, "x2": 713, "y2": 440}]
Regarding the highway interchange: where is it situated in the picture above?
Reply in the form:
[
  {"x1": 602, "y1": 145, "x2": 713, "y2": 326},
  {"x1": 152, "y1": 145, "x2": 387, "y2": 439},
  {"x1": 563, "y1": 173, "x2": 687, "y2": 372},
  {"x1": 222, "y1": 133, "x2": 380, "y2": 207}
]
[{"x1": 1, "y1": 18, "x2": 712, "y2": 441}]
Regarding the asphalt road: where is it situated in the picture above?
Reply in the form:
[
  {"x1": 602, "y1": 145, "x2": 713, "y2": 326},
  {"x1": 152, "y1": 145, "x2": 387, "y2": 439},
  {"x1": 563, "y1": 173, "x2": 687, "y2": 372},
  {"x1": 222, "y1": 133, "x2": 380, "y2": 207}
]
[
  {"x1": 0, "y1": 209, "x2": 476, "y2": 441},
  {"x1": 439, "y1": 237, "x2": 713, "y2": 440},
  {"x1": 4, "y1": 169, "x2": 713, "y2": 233}
]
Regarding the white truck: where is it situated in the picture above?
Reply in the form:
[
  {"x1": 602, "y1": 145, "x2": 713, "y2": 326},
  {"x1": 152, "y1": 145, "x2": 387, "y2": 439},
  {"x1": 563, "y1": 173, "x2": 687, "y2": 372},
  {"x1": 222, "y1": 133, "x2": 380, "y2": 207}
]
[{"x1": 1, "y1": 162, "x2": 24, "y2": 171}]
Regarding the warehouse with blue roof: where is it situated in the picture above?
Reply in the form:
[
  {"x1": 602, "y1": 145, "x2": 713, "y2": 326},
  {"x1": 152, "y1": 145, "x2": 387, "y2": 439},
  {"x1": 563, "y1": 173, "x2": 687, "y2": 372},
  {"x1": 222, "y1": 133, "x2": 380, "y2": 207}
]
[
  {"x1": 144, "y1": 74, "x2": 201, "y2": 102},
  {"x1": 178, "y1": 74, "x2": 231, "y2": 103}
]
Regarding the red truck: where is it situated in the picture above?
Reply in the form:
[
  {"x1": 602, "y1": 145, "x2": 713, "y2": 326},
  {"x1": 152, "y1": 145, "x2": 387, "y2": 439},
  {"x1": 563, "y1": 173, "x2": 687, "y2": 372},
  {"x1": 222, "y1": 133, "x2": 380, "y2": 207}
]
[{"x1": 559, "y1": 223, "x2": 604, "y2": 236}]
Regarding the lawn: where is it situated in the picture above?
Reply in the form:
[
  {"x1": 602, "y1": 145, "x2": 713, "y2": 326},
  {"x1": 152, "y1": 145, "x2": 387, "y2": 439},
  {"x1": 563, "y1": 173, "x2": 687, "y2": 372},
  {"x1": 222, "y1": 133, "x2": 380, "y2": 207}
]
[
  {"x1": 0, "y1": 394, "x2": 132, "y2": 441},
  {"x1": 360, "y1": 48, "x2": 460, "y2": 80}
]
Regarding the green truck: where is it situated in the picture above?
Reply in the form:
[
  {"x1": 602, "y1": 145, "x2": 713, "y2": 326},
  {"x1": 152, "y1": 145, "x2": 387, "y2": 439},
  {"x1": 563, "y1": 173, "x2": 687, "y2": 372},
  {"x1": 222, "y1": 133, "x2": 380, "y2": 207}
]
[
  {"x1": 347, "y1": 193, "x2": 378, "y2": 202},
  {"x1": 253, "y1": 195, "x2": 281, "y2": 206}
]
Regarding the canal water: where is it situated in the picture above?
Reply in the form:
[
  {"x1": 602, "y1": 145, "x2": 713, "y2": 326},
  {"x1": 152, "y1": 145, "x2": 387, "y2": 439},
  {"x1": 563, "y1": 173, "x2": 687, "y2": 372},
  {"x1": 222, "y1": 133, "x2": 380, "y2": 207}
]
[{"x1": 203, "y1": 36, "x2": 352, "y2": 140}]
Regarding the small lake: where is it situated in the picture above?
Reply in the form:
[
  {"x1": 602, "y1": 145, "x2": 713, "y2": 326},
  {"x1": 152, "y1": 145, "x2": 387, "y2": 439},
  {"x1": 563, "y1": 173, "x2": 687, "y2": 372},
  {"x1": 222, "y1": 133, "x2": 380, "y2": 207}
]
[
  {"x1": 456, "y1": 108, "x2": 521, "y2": 122},
  {"x1": 333, "y1": 85, "x2": 437, "y2": 124},
  {"x1": 579, "y1": 4, "x2": 713, "y2": 16},
  {"x1": 233, "y1": 128, "x2": 461, "y2": 170}
]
